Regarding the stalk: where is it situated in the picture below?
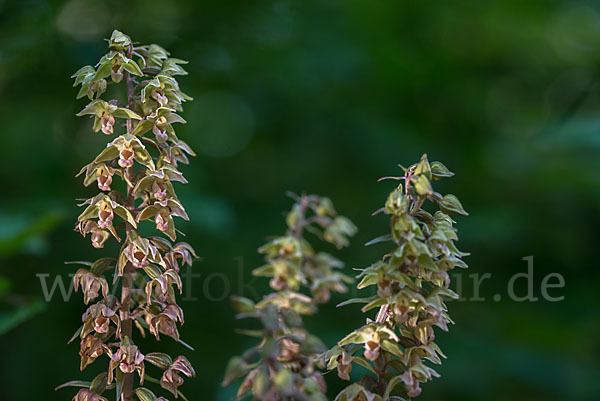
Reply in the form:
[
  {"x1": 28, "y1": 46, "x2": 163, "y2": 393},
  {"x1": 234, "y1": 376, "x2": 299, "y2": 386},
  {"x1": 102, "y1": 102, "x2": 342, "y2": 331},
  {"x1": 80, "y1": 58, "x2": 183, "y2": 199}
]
[{"x1": 60, "y1": 30, "x2": 197, "y2": 401}]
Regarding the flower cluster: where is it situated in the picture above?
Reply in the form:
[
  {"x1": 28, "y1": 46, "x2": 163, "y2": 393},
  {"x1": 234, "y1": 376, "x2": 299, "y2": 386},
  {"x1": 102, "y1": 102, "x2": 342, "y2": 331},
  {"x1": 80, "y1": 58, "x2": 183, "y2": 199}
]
[
  {"x1": 222, "y1": 194, "x2": 357, "y2": 400},
  {"x1": 323, "y1": 155, "x2": 468, "y2": 400},
  {"x1": 60, "y1": 31, "x2": 196, "y2": 401}
]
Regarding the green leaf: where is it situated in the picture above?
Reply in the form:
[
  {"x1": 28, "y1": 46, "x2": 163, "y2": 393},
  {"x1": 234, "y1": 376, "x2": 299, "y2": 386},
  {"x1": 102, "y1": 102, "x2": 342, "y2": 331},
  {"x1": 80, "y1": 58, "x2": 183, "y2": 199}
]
[
  {"x1": 108, "y1": 30, "x2": 132, "y2": 51},
  {"x1": 381, "y1": 339, "x2": 403, "y2": 358},
  {"x1": 94, "y1": 146, "x2": 120, "y2": 163},
  {"x1": 144, "y1": 352, "x2": 173, "y2": 370},
  {"x1": 113, "y1": 205, "x2": 137, "y2": 227},
  {"x1": 364, "y1": 234, "x2": 392, "y2": 247},
  {"x1": 417, "y1": 253, "x2": 437, "y2": 271},
  {"x1": 131, "y1": 120, "x2": 154, "y2": 136},
  {"x1": 90, "y1": 372, "x2": 108, "y2": 394},
  {"x1": 412, "y1": 174, "x2": 433, "y2": 196},
  {"x1": 431, "y1": 161, "x2": 454, "y2": 180},
  {"x1": 114, "y1": 108, "x2": 142, "y2": 120},
  {"x1": 54, "y1": 380, "x2": 91, "y2": 391},
  {"x1": 222, "y1": 357, "x2": 249, "y2": 386},
  {"x1": 300, "y1": 335, "x2": 327, "y2": 354},
  {"x1": 356, "y1": 274, "x2": 379, "y2": 290},
  {"x1": 338, "y1": 330, "x2": 369, "y2": 346},
  {"x1": 361, "y1": 296, "x2": 387, "y2": 312},
  {"x1": 440, "y1": 194, "x2": 468, "y2": 216},
  {"x1": 336, "y1": 295, "x2": 377, "y2": 308},
  {"x1": 143, "y1": 264, "x2": 162, "y2": 280},
  {"x1": 231, "y1": 296, "x2": 255, "y2": 314},
  {"x1": 77, "y1": 204, "x2": 99, "y2": 222},
  {"x1": 252, "y1": 263, "x2": 275, "y2": 277},
  {"x1": 274, "y1": 369, "x2": 294, "y2": 395},
  {"x1": 133, "y1": 147, "x2": 155, "y2": 170},
  {"x1": 123, "y1": 59, "x2": 144, "y2": 77},
  {"x1": 383, "y1": 375, "x2": 404, "y2": 400},
  {"x1": 414, "y1": 154, "x2": 432, "y2": 180},
  {"x1": 67, "y1": 324, "x2": 83, "y2": 344},
  {"x1": 351, "y1": 357, "x2": 377, "y2": 375},
  {"x1": 134, "y1": 387, "x2": 157, "y2": 401},
  {"x1": 76, "y1": 100, "x2": 105, "y2": 117},
  {"x1": 93, "y1": 61, "x2": 112, "y2": 81}
]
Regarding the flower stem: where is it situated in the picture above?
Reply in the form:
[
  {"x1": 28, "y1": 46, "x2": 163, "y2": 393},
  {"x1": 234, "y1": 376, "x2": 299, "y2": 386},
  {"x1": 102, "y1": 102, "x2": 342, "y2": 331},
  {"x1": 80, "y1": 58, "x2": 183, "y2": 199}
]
[{"x1": 120, "y1": 43, "x2": 136, "y2": 401}]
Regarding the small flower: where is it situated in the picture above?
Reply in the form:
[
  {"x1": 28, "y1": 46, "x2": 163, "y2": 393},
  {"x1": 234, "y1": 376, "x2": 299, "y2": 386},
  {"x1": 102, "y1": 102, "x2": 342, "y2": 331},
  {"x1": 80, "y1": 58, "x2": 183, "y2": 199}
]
[
  {"x1": 152, "y1": 181, "x2": 168, "y2": 201},
  {"x1": 100, "y1": 111, "x2": 116, "y2": 135},
  {"x1": 145, "y1": 269, "x2": 182, "y2": 304},
  {"x1": 82, "y1": 303, "x2": 116, "y2": 334},
  {"x1": 400, "y1": 370, "x2": 422, "y2": 398},
  {"x1": 364, "y1": 331, "x2": 380, "y2": 361},
  {"x1": 159, "y1": 143, "x2": 192, "y2": 168},
  {"x1": 118, "y1": 140, "x2": 135, "y2": 168},
  {"x1": 91, "y1": 228, "x2": 109, "y2": 248},
  {"x1": 336, "y1": 351, "x2": 353, "y2": 380},
  {"x1": 74, "y1": 268, "x2": 109, "y2": 304},
  {"x1": 97, "y1": 200, "x2": 114, "y2": 228},
  {"x1": 376, "y1": 278, "x2": 392, "y2": 298},
  {"x1": 156, "y1": 209, "x2": 170, "y2": 232},
  {"x1": 96, "y1": 165, "x2": 113, "y2": 191},
  {"x1": 108, "y1": 342, "x2": 145, "y2": 384},
  {"x1": 153, "y1": 115, "x2": 169, "y2": 143},
  {"x1": 148, "y1": 303, "x2": 184, "y2": 341},
  {"x1": 269, "y1": 274, "x2": 288, "y2": 291},
  {"x1": 79, "y1": 334, "x2": 104, "y2": 370},
  {"x1": 72, "y1": 388, "x2": 108, "y2": 401},
  {"x1": 111, "y1": 62, "x2": 124, "y2": 83},
  {"x1": 393, "y1": 297, "x2": 410, "y2": 323},
  {"x1": 152, "y1": 90, "x2": 168, "y2": 107},
  {"x1": 161, "y1": 356, "x2": 195, "y2": 397},
  {"x1": 125, "y1": 243, "x2": 149, "y2": 269},
  {"x1": 76, "y1": 220, "x2": 110, "y2": 248},
  {"x1": 172, "y1": 242, "x2": 196, "y2": 267}
]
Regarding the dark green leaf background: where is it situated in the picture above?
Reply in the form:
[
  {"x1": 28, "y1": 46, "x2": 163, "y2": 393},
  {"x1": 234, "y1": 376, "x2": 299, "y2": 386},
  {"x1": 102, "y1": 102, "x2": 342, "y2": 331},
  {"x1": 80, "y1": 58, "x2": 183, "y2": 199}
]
[{"x1": 0, "y1": 0, "x2": 599, "y2": 400}]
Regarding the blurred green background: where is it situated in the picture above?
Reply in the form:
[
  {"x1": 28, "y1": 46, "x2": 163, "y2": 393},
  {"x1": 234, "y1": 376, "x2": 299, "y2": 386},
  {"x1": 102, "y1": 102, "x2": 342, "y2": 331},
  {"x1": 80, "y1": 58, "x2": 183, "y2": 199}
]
[{"x1": 1, "y1": 0, "x2": 599, "y2": 400}]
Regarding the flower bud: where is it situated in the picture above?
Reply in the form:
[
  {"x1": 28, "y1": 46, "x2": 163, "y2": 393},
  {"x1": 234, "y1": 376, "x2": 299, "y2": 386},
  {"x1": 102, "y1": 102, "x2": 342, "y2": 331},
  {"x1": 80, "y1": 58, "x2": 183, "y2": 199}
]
[{"x1": 73, "y1": 388, "x2": 108, "y2": 401}]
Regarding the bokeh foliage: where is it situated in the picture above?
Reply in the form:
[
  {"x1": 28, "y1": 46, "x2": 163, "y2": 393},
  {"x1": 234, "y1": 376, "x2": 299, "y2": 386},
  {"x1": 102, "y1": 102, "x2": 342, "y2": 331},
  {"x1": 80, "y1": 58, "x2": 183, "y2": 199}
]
[{"x1": 0, "y1": 0, "x2": 599, "y2": 400}]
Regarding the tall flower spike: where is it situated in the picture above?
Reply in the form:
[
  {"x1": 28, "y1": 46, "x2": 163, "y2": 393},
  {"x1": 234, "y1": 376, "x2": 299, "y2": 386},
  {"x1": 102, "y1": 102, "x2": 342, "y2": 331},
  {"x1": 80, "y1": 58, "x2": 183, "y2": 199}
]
[
  {"x1": 223, "y1": 194, "x2": 357, "y2": 401},
  {"x1": 59, "y1": 30, "x2": 197, "y2": 401},
  {"x1": 323, "y1": 154, "x2": 468, "y2": 400}
]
